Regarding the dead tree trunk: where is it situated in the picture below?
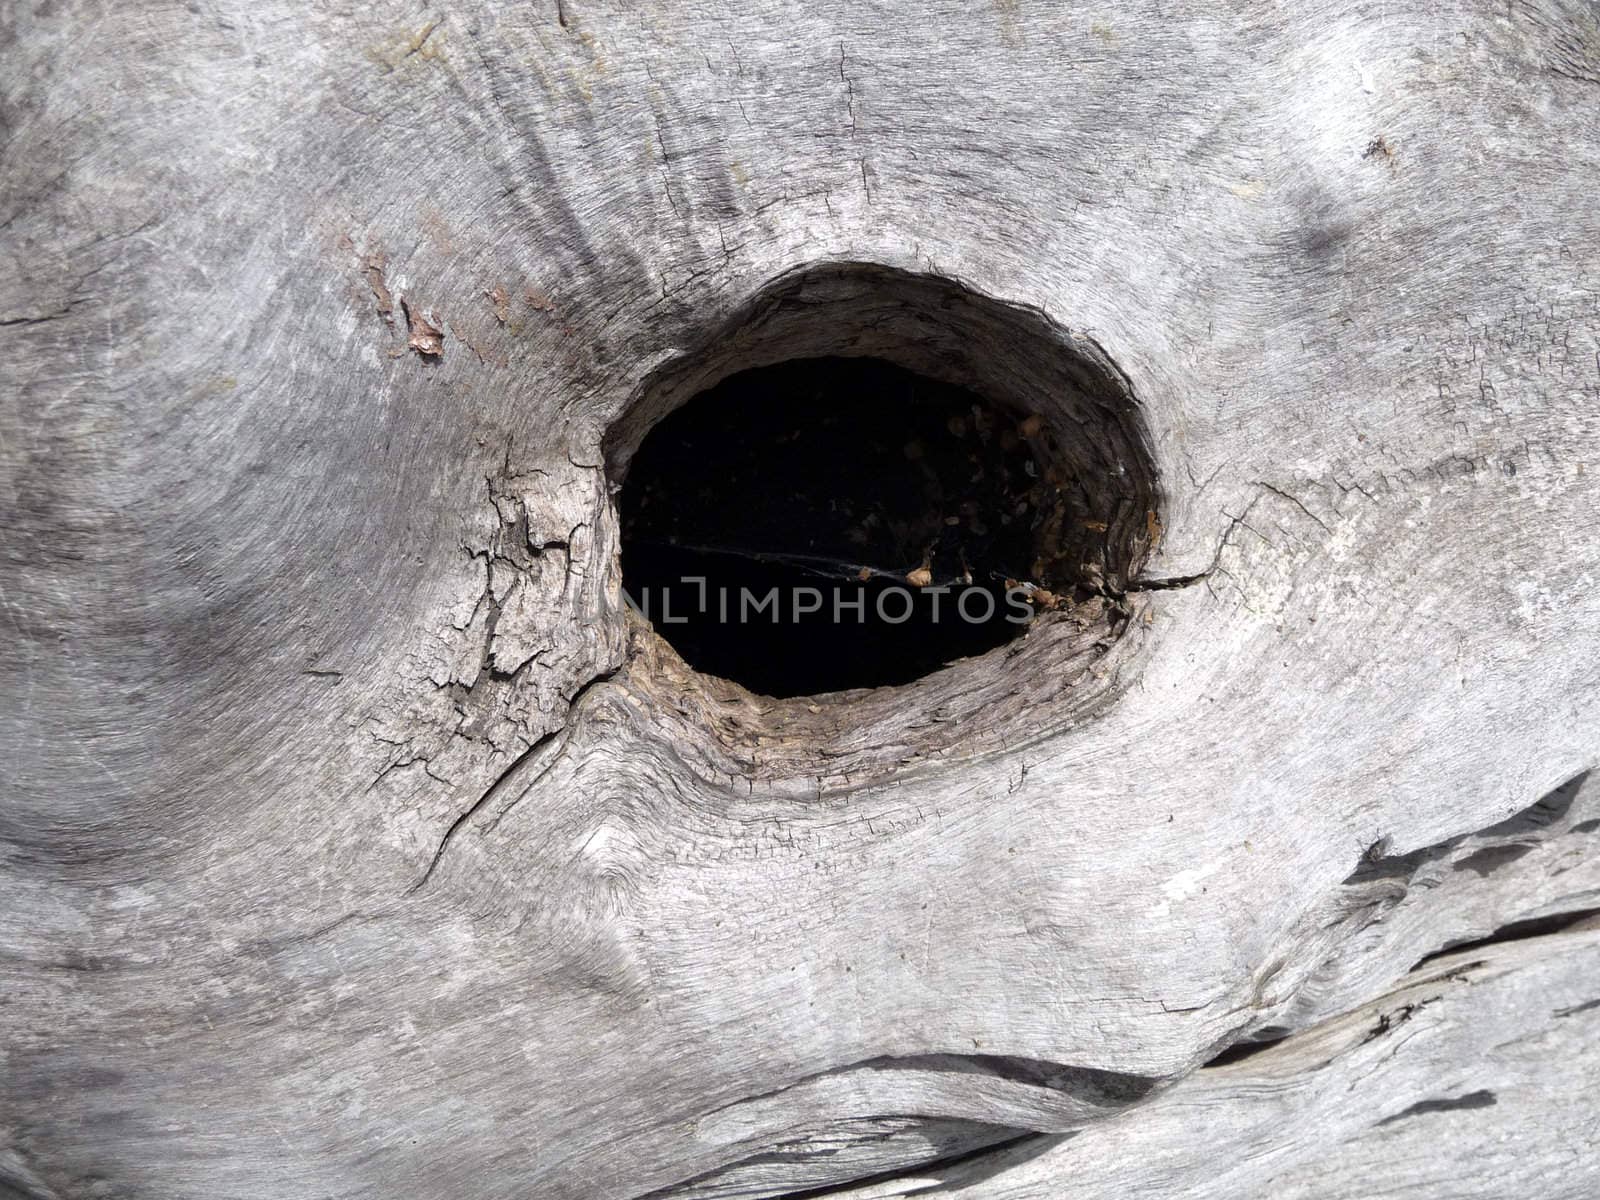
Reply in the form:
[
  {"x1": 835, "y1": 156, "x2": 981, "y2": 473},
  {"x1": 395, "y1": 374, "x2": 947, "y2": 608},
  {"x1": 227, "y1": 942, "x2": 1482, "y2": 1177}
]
[{"x1": 3, "y1": 2, "x2": 1598, "y2": 1197}]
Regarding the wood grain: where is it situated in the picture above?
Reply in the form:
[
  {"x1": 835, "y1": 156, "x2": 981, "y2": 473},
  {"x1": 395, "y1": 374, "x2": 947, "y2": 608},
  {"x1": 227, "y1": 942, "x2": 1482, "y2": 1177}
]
[{"x1": 2, "y1": 1, "x2": 1597, "y2": 1196}]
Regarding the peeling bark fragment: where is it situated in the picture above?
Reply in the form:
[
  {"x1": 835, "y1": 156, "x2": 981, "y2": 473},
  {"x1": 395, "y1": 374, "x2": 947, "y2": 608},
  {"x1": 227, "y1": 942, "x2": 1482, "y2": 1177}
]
[
  {"x1": 361, "y1": 251, "x2": 395, "y2": 326},
  {"x1": 486, "y1": 285, "x2": 510, "y2": 323},
  {"x1": 402, "y1": 298, "x2": 444, "y2": 357}
]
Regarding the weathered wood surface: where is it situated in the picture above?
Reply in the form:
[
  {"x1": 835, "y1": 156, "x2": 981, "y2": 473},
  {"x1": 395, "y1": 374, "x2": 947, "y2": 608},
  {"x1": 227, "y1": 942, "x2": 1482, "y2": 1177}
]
[
  {"x1": 825, "y1": 921, "x2": 1600, "y2": 1200},
  {"x1": 3, "y1": 1, "x2": 1598, "y2": 1197}
]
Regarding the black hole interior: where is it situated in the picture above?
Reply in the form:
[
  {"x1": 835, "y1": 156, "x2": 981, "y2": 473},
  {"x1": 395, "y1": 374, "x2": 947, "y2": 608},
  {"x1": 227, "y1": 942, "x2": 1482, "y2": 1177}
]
[{"x1": 619, "y1": 356, "x2": 1061, "y2": 697}]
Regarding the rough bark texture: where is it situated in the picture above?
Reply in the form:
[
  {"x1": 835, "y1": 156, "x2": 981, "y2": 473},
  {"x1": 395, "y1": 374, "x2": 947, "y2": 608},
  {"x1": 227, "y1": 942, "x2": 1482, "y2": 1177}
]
[{"x1": 2, "y1": 1, "x2": 1598, "y2": 1198}]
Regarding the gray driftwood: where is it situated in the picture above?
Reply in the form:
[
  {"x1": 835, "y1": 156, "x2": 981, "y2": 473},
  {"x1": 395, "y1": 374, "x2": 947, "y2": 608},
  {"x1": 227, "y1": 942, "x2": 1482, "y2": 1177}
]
[{"x1": 2, "y1": 2, "x2": 1598, "y2": 1198}]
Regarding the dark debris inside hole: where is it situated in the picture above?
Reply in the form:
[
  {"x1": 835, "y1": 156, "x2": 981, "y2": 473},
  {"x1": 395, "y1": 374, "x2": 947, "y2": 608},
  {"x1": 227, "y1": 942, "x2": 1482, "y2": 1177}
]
[{"x1": 619, "y1": 356, "x2": 1093, "y2": 698}]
